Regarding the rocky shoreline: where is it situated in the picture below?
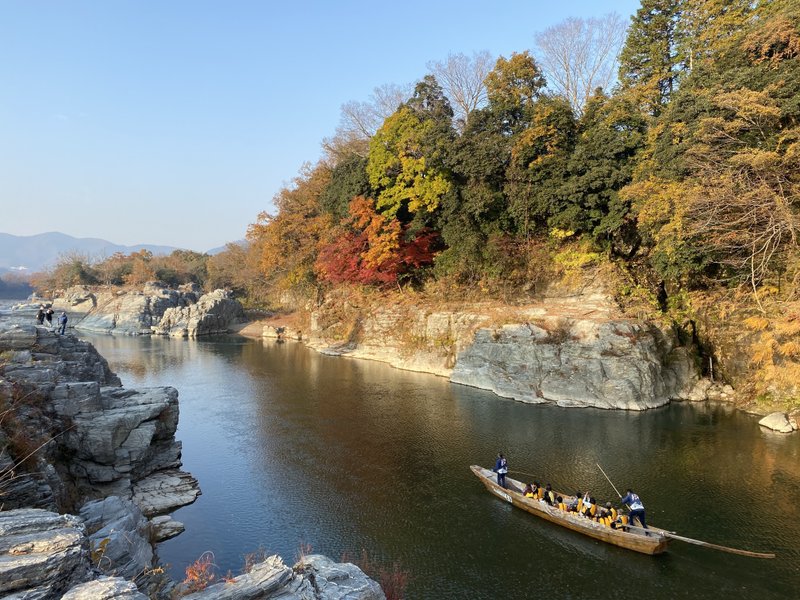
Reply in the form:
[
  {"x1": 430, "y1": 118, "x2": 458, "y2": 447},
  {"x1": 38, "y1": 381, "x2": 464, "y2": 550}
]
[
  {"x1": 246, "y1": 291, "x2": 799, "y2": 428},
  {"x1": 0, "y1": 308, "x2": 385, "y2": 599}
]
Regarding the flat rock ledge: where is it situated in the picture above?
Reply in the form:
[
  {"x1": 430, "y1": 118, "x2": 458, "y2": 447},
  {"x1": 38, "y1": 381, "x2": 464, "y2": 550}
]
[
  {"x1": 179, "y1": 554, "x2": 385, "y2": 600},
  {"x1": 758, "y1": 412, "x2": 798, "y2": 433},
  {"x1": 48, "y1": 283, "x2": 246, "y2": 337},
  {"x1": 0, "y1": 509, "x2": 93, "y2": 600},
  {"x1": 1, "y1": 509, "x2": 384, "y2": 600}
]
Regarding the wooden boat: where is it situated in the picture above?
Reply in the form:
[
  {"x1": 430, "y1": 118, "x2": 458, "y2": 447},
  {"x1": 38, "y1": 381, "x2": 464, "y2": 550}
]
[{"x1": 471, "y1": 465, "x2": 670, "y2": 555}]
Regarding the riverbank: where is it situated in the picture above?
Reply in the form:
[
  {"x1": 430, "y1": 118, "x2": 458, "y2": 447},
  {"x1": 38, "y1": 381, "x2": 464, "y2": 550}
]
[
  {"x1": 0, "y1": 307, "x2": 385, "y2": 599},
  {"x1": 240, "y1": 288, "x2": 715, "y2": 411}
]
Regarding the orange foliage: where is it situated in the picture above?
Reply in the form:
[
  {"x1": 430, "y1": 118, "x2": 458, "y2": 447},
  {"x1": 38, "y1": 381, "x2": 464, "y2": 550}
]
[{"x1": 182, "y1": 551, "x2": 217, "y2": 593}]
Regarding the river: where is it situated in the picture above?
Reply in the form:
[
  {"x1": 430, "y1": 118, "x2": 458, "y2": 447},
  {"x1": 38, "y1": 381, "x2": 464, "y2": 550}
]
[{"x1": 79, "y1": 332, "x2": 799, "y2": 599}]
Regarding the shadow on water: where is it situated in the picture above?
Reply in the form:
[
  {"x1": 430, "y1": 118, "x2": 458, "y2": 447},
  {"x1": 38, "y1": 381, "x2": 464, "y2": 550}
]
[{"x1": 83, "y1": 333, "x2": 800, "y2": 599}]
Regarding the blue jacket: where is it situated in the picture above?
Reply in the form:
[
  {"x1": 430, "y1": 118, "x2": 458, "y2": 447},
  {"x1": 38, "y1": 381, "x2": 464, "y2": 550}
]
[
  {"x1": 621, "y1": 492, "x2": 644, "y2": 510},
  {"x1": 58, "y1": 313, "x2": 68, "y2": 325},
  {"x1": 494, "y1": 457, "x2": 507, "y2": 473}
]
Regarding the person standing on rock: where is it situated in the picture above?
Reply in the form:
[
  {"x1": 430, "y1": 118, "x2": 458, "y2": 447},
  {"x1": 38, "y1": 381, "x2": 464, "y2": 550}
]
[
  {"x1": 58, "y1": 311, "x2": 68, "y2": 335},
  {"x1": 45, "y1": 306, "x2": 54, "y2": 327},
  {"x1": 494, "y1": 452, "x2": 508, "y2": 488},
  {"x1": 36, "y1": 306, "x2": 45, "y2": 325}
]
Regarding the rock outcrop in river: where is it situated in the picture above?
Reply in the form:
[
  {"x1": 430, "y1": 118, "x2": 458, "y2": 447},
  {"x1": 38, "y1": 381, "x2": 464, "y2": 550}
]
[
  {"x1": 51, "y1": 283, "x2": 245, "y2": 337},
  {"x1": 299, "y1": 291, "x2": 703, "y2": 411},
  {"x1": 0, "y1": 312, "x2": 384, "y2": 599}
]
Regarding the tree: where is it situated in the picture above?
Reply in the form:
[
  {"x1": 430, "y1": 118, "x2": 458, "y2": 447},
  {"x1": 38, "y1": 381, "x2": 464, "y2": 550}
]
[
  {"x1": 316, "y1": 196, "x2": 438, "y2": 287},
  {"x1": 617, "y1": 0, "x2": 683, "y2": 115},
  {"x1": 534, "y1": 13, "x2": 628, "y2": 115},
  {"x1": 484, "y1": 51, "x2": 546, "y2": 133},
  {"x1": 206, "y1": 242, "x2": 264, "y2": 300},
  {"x1": 438, "y1": 107, "x2": 514, "y2": 280},
  {"x1": 319, "y1": 153, "x2": 372, "y2": 221},
  {"x1": 248, "y1": 163, "x2": 333, "y2": 299},
  {"x1": 124, "y1": 250, "x2": 155, "y2": 286},
  {"x1": 367, "y1": 77, "x2": 456, "y2": 221},
  {"x1": 505, "y1": 96, "x2": 577, "y2": 239},
  {"x1": 426, "y1": 51, "x2": 494, "y2": 128},
  {"x1": 323, "y1": 83, "x2": 413, "y2": 161},
  {"x1": 559, "y1": 91, "x2": 647, "y2": 253}
]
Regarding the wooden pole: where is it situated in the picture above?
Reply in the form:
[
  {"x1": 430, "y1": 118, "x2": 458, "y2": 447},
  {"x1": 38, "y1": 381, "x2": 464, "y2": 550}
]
[
  {"x1": 596, "y1": 463, "x2": 624, "y2": 499},
  {"x1": 624, "y1": 523, "x2": 775, "y2": 559}
]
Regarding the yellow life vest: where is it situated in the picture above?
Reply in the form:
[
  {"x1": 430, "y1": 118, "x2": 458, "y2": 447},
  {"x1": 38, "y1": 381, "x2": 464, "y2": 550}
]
[
  {"x1": 619, "y1": 515, "x2": 629, "y2": 525},
  {"x1": 588, "y1": 504, "x2": 597, "y2": 517},
  {"x1": 558, "y1": 502, "x2": 567, "y2": 511},
  {"x1": 536, "y1": 488, "x2": 544, "y2": 500},
  {"x1": 610, "y1": 508, "x2": 618, "y2": 520},
  {"x1": 525, "y1": 492, "x2": 535, "y2": 498},
  {"x1": 577, "y1": 498, "x2": 583, "y2": 512}
]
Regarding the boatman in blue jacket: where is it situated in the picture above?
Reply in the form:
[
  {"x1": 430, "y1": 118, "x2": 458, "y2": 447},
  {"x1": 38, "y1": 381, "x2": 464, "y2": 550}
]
[
  {"x1": 620, "y1": 488, "x2": 647, "y2": 530},
  {"x1": 494, "y1": 453, "x2": 508, "y2": 488}
]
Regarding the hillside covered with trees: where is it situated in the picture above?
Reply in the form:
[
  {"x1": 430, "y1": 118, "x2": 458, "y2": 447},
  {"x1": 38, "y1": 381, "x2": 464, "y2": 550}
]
[
  {"x1": 234, "y1": 0, "x2": 799, "y2": 407},
  {"x1": 36, "y1": 0, "x2": 800, "y2": 408}
]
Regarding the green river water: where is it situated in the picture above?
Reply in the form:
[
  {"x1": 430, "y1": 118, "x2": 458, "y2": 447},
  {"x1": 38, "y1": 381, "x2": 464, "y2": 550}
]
[{"x1": 82, "y1": 333, "x2": 799, "y2": 599}]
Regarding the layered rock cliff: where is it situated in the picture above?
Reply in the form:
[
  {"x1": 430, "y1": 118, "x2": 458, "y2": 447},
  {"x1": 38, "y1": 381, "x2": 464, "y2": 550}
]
[
  {"x1": 0, "y1": 311, "x2": 384, "y2": 599},
  {"x1": 276, "y1": 289, "x2": 707, "y2": 411},
  {"x1": 50, "y1": 284, "x2": 245, "y2": 337}
]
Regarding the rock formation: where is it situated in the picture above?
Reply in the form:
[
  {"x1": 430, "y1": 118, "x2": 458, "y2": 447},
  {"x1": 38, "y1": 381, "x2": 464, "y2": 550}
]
[
  {"x1": 303, "y1": 292, "x2": 700, "y2": 410},
  {"x1": 51, "y1": 283, "x2": 245, "y2": 337},
  {"x1": 153, "y1": 289, "x2": 246, "y2": 338},
  {"x1": 758, "y1": 412, "x2": 798, "y2": 433},
  {"x1": 0, "y1": 313, "x2": 384, "y2": 599}
]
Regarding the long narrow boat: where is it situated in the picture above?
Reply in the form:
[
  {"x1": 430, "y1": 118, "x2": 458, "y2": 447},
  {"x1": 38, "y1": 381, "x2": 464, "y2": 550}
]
[{"x1": 471, "y1": 465, "x2": 670, "y2": 555}]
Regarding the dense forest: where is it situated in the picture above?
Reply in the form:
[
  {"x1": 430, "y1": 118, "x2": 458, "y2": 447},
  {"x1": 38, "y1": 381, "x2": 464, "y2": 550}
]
[
  {"x1": 35, "y1": 0, "x2": 800, "y2": 406},
  {"x1": 228, "y1": 0, "x2": 799, "y2": 299}
]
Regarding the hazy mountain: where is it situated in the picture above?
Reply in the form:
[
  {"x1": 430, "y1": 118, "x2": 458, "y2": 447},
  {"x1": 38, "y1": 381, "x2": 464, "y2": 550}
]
[
  {"x1": 0, "y1": 232, "x2": 182, "y2": 272},
  {"x1": 206, "y1": 239, "x2": 247, "y2": 255}
]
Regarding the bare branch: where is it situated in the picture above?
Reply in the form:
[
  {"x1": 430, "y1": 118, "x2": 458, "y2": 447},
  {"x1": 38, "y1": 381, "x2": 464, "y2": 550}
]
[
  {"x1": 426, "y1": 50, "x2": 494, "y2": 129},
  {"x1": 534, "y1": 13, "x2": 627, "y2": 114}
]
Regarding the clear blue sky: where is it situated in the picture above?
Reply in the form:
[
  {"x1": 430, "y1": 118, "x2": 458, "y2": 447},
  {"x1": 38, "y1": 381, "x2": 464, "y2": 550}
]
[{"x1": 1, "y1": 1, "x2": 641, "y2": 252}]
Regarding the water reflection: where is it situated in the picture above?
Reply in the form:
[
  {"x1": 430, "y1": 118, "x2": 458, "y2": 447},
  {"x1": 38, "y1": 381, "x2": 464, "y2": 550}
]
[{"x1": 82, "y1": 334, "x2": 800, "y2": 599}]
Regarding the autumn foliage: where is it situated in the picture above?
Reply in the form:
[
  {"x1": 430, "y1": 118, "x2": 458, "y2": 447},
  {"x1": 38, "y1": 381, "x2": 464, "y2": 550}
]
[{"x1": 316, "y1": 197, "x2": 438, "y2": 286}]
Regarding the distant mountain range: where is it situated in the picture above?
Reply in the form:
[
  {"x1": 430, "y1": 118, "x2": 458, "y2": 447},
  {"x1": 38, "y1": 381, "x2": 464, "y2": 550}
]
[{"x1": 0, "y1": 232, "x2": 190, "y2": 273}]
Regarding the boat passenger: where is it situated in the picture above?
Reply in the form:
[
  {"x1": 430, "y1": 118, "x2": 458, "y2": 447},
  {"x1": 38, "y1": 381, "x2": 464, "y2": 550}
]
[
  {"x1": 557, "y1": 496, "x2": 568, "y2": 511},
  {"x1": 620, "y1": 488, "x2": 648, "y2": 530},
  {"x1": 543, "y1": 484, "x2": 556, "y2": 505},
  {"x1": 534, "y1": 481, "x2": 544, "y2": 500},
  {"x1": 597, "y1": 502, "x2": 618, "y2": 526},
  {"x1": 568, "y1": 492, "x2": 581, "y2": 512},
  {"x1": 493, "y1": 453, "x2": 508, "y2": 488},
  {"x1": 523, "y1": 483, "x2": 535, "y2": 498},
  {"x1": 610, "y1": 514, "x2": 630, "y2": 530},
  {"x1": 581, "y1": 494, "x2": 597, "y2": 519}
]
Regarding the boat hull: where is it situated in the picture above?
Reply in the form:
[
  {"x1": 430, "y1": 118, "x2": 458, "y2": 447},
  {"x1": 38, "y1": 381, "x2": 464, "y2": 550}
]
[{"x1": 471, "y1": 465, "x2": 669, "y2": 555}]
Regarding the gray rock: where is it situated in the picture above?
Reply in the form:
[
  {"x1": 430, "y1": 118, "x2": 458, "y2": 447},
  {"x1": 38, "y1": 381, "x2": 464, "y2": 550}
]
[
  {"x1": 759, "y1": 412, "x2": 796, "y2": 433},
  {"x1": 0, "y1": 509, "x2": 93, "y2": 599},
  {"x1": 451, "y1": 319, "x2": 697, "y2": 410},
  {"x1": 149, "y1": 515, "x2": 185, "y2": 541},
  {"x1": 61, "y1": 284, "x2": 184, "y2": 335},
  {"x1": 153, "y1": 289, "x2": 246, "y2": 338},
  {"x1": 179, "y1": 554, "x2": 384, "y2": 600},
  {"x1": 79, "y1": 496, "x2": 153, "y2": 580},
  {"x1": 132, "y1": 469, "x2": 201, "y2": 517},
  {"x1": 62, "y1": 576, "x2": 148, "y2": 600}
]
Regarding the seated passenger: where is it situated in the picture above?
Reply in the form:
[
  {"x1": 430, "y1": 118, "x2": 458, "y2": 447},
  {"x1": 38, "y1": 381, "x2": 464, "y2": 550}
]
[
  {"x1": 611, "y1": 514, "x2": 630, "y2": 530},
  {"x1": 535, "y1": 481, "x2": 544, "y2": 500},
  {"x1": 556, "y1": 495, "x2": 568, "y2": 511},
  {"x1": 543, "y1": 484, "x2": 556, "y2": 505},
  {"x1": 597, "y1": 502, "x2": 616, "y2": 526},
  {"x1": 523, "y1": 483, "x2": 535, "y2": 498},
  {"x1": 570, "y1": 491, "x2": 582, "y2": 512},
  {"x1": 581, "y1": 496, "x2": 597, "y2": 518}
]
